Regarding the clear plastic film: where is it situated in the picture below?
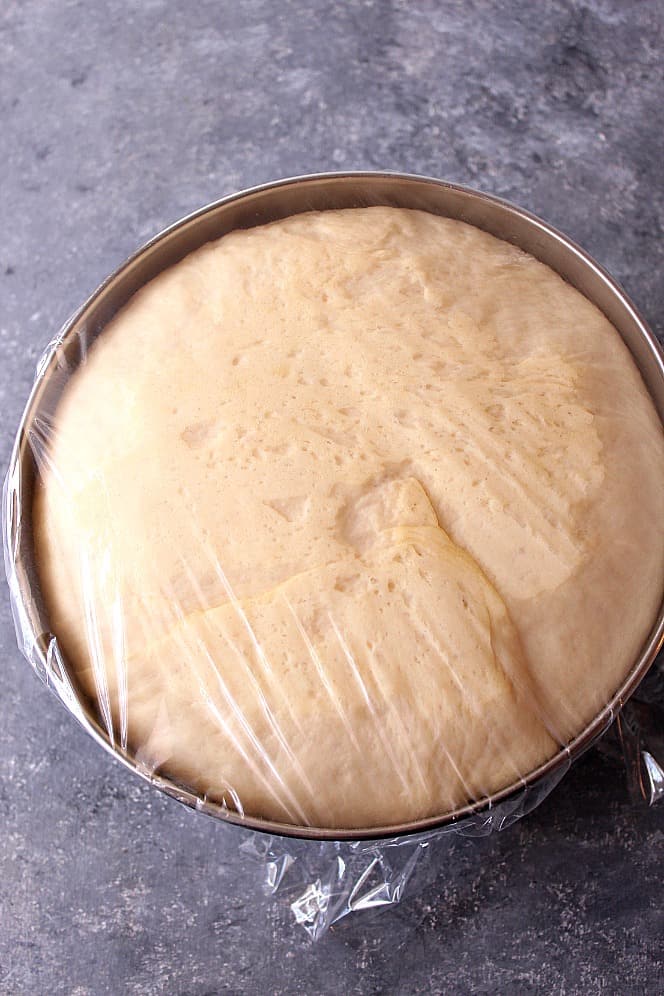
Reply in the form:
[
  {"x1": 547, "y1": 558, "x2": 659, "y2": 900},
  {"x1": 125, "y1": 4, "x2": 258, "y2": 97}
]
[
  {"x1": 242, "y1": 671, "x2": 664, "y2": 941},
  {"x1": 238, "y1": 765, "x2": 571, "y2": 941},
  {"x1": 4, "y1": 187, "x2": 664, "y2": 940}
]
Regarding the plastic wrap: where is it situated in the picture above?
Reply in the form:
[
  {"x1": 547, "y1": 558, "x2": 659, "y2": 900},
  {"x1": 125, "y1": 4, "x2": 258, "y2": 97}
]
[
  {"x1": 240, "y1": 663, "x2": 664, "y2": 940},
  {"x1": 238, "y1": 765, "x2": 570, "y2": 940},
  {"x1": 4, "y1": 180, "x2": 664, "y2": 939}
]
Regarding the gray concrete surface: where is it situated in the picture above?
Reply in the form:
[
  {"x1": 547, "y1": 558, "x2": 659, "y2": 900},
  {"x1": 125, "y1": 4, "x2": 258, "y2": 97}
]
[{"x1": 1, "y1": 1, "x2": 662, "y2": 993}]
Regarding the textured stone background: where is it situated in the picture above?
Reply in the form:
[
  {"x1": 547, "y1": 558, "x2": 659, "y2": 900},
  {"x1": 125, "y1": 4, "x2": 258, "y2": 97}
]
[{"x1": 1, "y1": 1, "x2": 663, "y2": 993}]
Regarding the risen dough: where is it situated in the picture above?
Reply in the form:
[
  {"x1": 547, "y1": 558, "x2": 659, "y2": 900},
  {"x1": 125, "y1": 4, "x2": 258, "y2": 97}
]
[{"x1": 35, "y1": 207, "x2": 664, "y2": 829}]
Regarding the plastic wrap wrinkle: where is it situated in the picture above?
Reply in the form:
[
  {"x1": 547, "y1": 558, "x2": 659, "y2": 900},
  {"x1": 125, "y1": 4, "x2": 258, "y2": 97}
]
[
  {"x1": 643, "y1": 752, "x2": 664, "y2": 803},
  {"x1": 239, "y1": 762, "x2": 573, "y2": 940}
]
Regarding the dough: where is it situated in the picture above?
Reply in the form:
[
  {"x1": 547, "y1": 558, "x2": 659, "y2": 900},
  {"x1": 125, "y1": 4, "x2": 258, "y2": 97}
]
[{"x1": 34, "y1": 207, "x2": 664, "y2": 829}]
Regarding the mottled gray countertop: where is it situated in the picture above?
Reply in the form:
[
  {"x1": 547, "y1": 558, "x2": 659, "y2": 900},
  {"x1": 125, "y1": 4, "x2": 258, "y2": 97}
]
[{"x1": 1, "y1": 1, "x2": 663, "y2": 993}]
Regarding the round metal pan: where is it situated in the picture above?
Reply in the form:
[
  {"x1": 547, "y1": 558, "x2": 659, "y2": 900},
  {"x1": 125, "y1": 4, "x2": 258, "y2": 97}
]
[{"x1": 6, "y1": 172, "x2": 664, "y2": 841}]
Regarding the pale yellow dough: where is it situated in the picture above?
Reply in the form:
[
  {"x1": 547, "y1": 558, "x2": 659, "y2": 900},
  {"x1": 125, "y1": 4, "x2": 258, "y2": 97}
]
[{"x1": 35, "y1": 207, "x2": 664, "y2": 829}]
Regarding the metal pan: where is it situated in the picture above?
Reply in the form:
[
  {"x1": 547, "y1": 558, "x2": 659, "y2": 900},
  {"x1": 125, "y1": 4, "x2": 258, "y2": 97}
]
[{"x1": 5, "y1": 172, "x2": 664, "y2": 841}]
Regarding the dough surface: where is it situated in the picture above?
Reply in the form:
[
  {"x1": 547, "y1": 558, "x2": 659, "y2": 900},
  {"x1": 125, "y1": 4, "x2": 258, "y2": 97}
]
[{"x1": 34, "y1": 207, "x2": 664, "y2": 829}]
